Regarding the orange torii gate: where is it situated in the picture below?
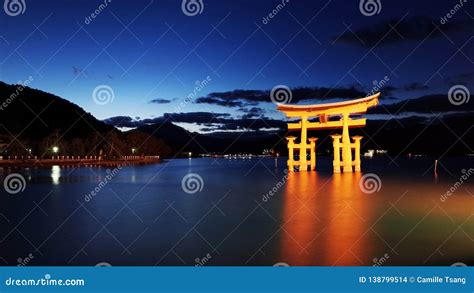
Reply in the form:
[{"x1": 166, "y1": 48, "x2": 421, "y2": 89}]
[{"x1": 277, "y1": 93, "x2": 380, "y2": 173}]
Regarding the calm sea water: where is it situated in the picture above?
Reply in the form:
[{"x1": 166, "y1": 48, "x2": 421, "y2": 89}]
[{"x1": 0, "y1": 157, "x2": 473, "y2": 266}]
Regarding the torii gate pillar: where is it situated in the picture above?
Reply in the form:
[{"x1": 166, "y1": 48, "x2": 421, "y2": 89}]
[
  {"x1": 286, "y1": 136, "x2": 296, "y2": 171},
  {"x1": 298, "y1": 117, "x2": 308, "y2": 171},
  {"x1": 341, "y1": 113, "x2": 353, "y2": 173},
  {"x1": 352, "y1": 136, "x2": 363, "y2": 172},
  {"x1": 308, "y1": 137, "x2": 318, "y2": 171},
  {"x1": 331, "y1": 134, "x2": 342, "y2": 173}
]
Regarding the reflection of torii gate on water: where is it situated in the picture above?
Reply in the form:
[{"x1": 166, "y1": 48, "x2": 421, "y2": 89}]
[{"x1": 277, "y1": 93, "x2": 380, "y2": 173}]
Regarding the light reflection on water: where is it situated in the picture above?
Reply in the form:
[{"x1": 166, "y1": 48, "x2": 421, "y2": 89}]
[
  {"x1": 280, "y1": 172, "x2": 375, "y2": 265},
  {"x1": 51, "y1": 165, "x2": 61, "y2": 185},
  {"x1": 0, "y1": 157, "x2": 472, "y2": 266},
  {"x1": 277, "y1": 165, "x2": 474, "y2": 266}
]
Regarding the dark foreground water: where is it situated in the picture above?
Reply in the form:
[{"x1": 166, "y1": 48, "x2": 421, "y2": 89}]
[{"x1": 0, "y1": 157, "x2": 473, "y2": 266}]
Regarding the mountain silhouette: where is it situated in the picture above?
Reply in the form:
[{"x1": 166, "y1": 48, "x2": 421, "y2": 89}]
[{"x1": 0, "y1": 81, "x2": 171, "y2": 158}]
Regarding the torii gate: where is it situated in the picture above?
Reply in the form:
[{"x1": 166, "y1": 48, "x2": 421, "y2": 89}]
[{"x1": 277, "y1": 93, "x2": 379, "y2": 173}]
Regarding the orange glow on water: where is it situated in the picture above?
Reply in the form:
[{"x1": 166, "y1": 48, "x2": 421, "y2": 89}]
[
  {"x1": 324, "y1": 172, "x2": 373, "y2": 265},
  {"x1": 277, "y1": 168, "x2": 474, "y2": 266},
  {"x1": 279, "y1": 172, "x2": 376, "y2": 265},
  {"x1": 279, "y1": 171, "x2": 320, "y2": 265}
]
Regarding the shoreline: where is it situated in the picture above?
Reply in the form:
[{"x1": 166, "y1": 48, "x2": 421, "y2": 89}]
[{"x1": 0, "y1": 157, "x2": 161, "y2": 168}]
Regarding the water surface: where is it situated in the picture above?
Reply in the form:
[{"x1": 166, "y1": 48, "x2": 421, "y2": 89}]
[{"x1": 0, "y1": 157, "x2": 472, "y2": 266}]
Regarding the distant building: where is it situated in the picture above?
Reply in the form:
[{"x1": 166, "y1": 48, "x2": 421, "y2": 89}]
[{"x1": 363, "y1": 149, "x2": 374, "y2": 158}]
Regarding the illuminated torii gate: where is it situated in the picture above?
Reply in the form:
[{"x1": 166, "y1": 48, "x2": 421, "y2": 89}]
[{"x1": 277, "y1": 93, "x2": 379, "y2": 173}]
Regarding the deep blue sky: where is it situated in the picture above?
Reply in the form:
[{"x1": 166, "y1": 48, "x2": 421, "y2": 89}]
[{"x1": 0, "y1": 0, "x2": 472, "y2": 131}]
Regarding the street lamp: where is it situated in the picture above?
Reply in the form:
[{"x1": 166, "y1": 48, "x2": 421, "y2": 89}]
[
  {"x1": 52, "y1": 146, "x2": 59, "y2": 153},
  {"x1": 131, "y1": 148, "x2": 136, "y2": 154}
]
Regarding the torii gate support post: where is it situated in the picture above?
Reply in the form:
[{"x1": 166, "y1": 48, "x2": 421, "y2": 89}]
[
  {"x1": 352, "y1": 136, "x2": 363, "y2": 172},
  {"x1": 331, "y1": 134, "x2": 342, "y2": 173},
  {"x1": 299, "y1": 117, "x2": 308, "y2": 171},
  {"x1": 286, "y1": 136, "x2": 296, "y2": 172},
  {"x1": 341, "y1": 114, "x2": 353, "y2": 173},
  {"x1": 308, "y1": 137, "x2": 318, "y2": 171}
]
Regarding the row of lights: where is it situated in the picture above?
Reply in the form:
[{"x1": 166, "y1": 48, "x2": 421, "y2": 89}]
[
  {"x1": 28, "y1": 147, "x2": 138, "y2": 154},
  {"x1": 25, "y1": 146, "x2": 59, "y2": 153}
]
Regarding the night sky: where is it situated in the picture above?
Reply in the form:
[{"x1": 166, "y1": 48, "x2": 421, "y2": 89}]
[{"x1": 1, "y1": 0, "x2": 473, "y2": 132}]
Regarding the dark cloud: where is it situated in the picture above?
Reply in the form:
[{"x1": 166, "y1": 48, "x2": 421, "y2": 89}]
[
  {"x1": 369, "y1": 94, "x2": 473, "y2": 114},
  {"x1": 103, "y1": 116, "x2": 148, "y2": 128},
  {"x1": 238, "y1": 107, "x2": 265, "y2": 119},
  {"x1": 206, "y1": 90, "x2": 267, "y2": 104},
  {"x1": 444, "y1": 72, "x2": 474, "y2": 86},
  {"x1": 104, "y1": 111, "x2": 285, "y2": 132},
  {"x1": 195, "y1": 86, "x2": 367, "y2": 107},
  {"x1": 381, "y1": 85, "x2": 397, "y2": 96},
  {"x1": 374, "y1": 82, "x2": 428, "y2": 94},
  {"x1": 334, "y1": 16, "x2": 474, "y2": 47},
  {"x1": 201, "y1": 117, "x2": 286, "y2": 132},
  {"x1": 149, "y1": 98, "x2": 171, "y2": 104},
  {"x1": 161, "y1": 112, "x2": 284, "y2": 131},
  {"x1": 104, "y1": 112, "x2": 231, "y2": 128},
  {"x1": 162, "y1": 112, "x2": 231, "y2": 123},
  {"x1": 288, "y1": 86, "x2": 368, "y2": 100},
  {"x1": 195, "y1": 97, "x2": 247, "y2": 107},
  {"x1": 404, "y1": 82, "x2": 429, "y2": 91}
]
